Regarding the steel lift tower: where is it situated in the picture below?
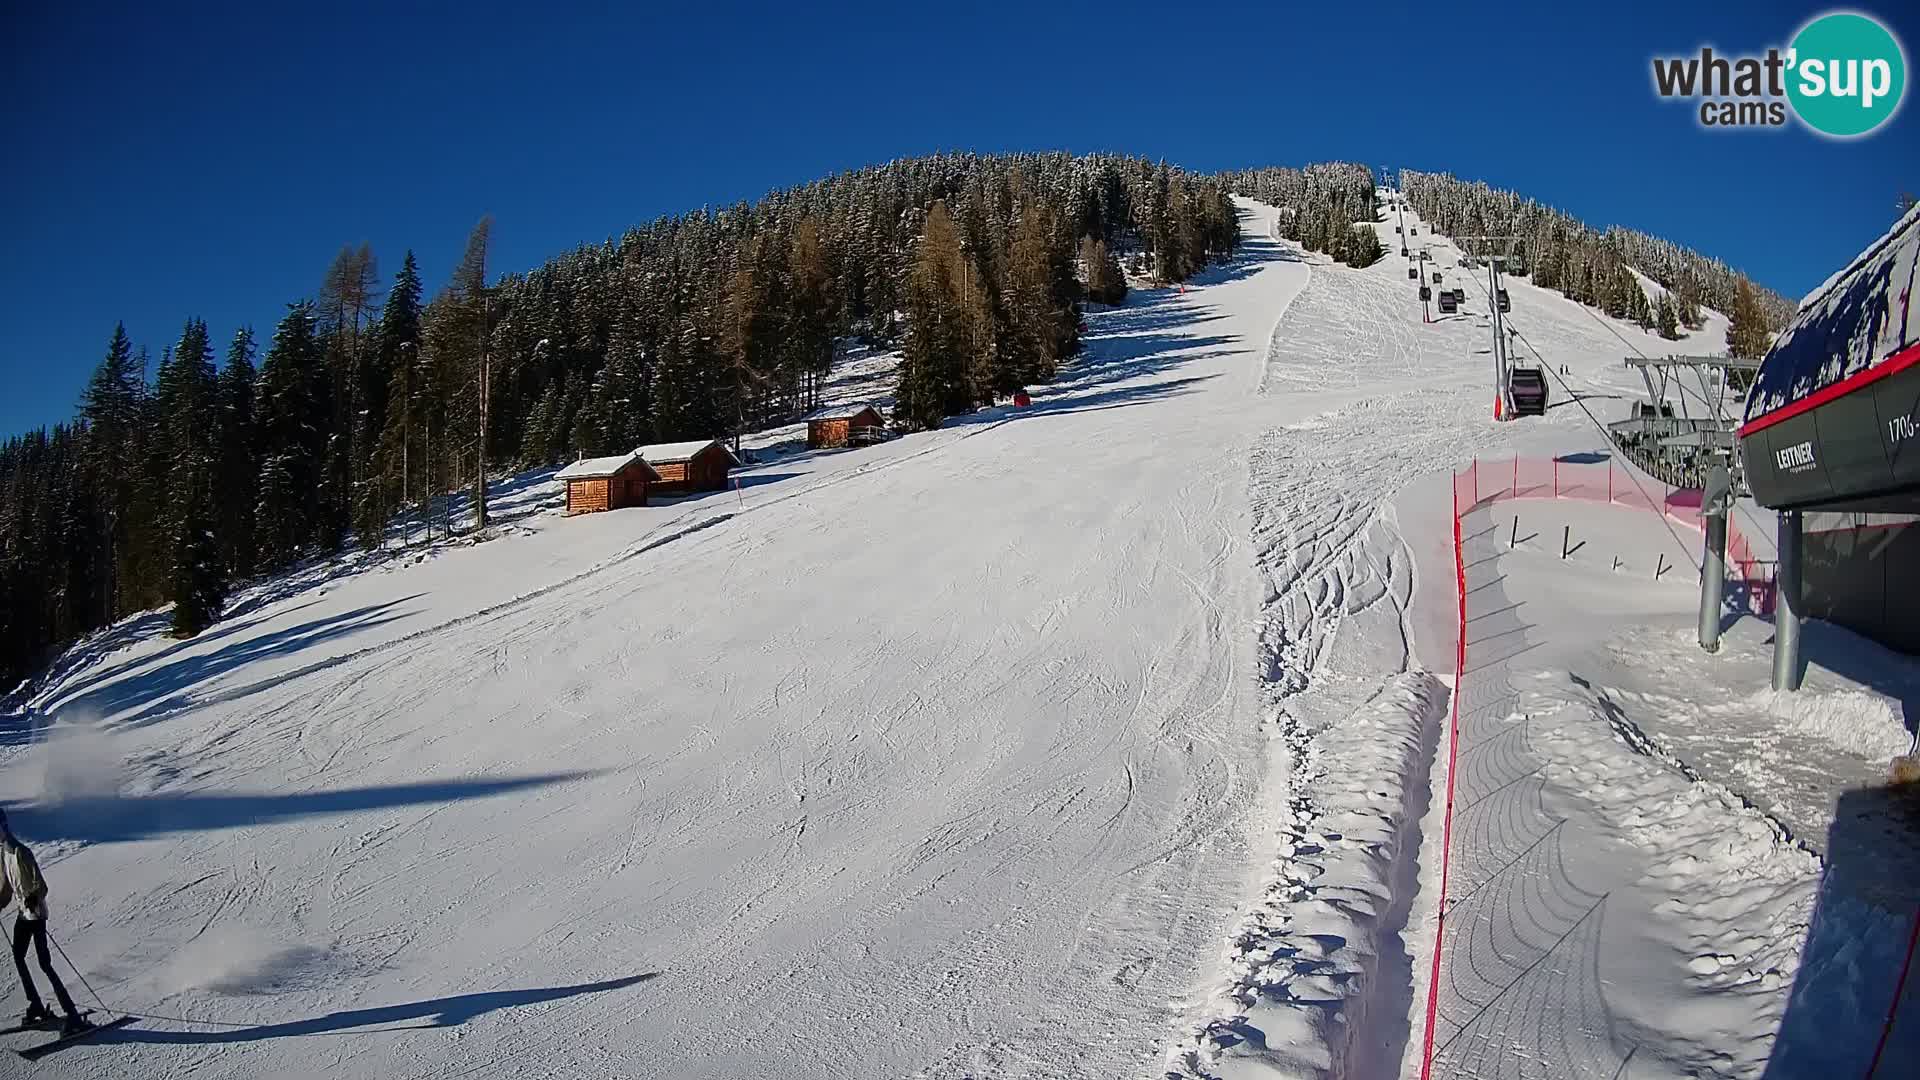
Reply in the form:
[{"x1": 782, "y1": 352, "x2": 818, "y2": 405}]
[{"x1": 1454, "y1": 235, "x2": 1522, "y2": 419}]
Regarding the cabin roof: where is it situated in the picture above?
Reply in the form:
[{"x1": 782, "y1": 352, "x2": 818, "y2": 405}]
[
  {"x1": 803, "y1": 403, "x2": 882, "y2": 423},
  {"x1": 555, "y1": 452, "x2": 657, "y2": 482},
  {"x1": 637, "y1": 439, "x2": 740, "y2": 465}
]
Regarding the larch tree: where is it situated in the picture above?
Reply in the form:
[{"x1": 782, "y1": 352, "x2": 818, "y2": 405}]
[{"x1": 897, "y1": 201, "x2": 974, "y2": 429}]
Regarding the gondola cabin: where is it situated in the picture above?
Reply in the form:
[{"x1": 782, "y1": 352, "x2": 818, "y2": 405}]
[
  {"x1": 805, "y1": 404, "x2": 886, "y2": 449},
  {"x1": 637, "y1": 439, "x2": 739, "y2": 495},
  {"x1": 1431, "y1": 271, "x2": 1442, "y2": 284},
  {"x1": 1419, "y1": 285, "x2": 1433, "y2": 302},
  {"x1": 1437, "y1": 291, "x2": 1457, "y2": 313},
  {"x1": 1496, "y1": 288, "x2": 1511, "y2": 313},
  {"x1": 556, "y1": 452, "x2": 658, "y2": 515},
  {"x1": 1508, "y1": 367, "x2": 1549, "y2": 415},
  {"x1": 1408, "y1": 267, "x2": 1418, "y2": 279}
]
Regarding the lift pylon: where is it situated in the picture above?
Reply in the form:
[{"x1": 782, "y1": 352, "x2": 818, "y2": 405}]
[{"x1": 1454, "y1": 235, "x2": 1524, "y2": 419}]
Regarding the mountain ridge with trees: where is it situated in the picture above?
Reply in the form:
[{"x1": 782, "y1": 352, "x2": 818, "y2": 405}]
[{"x1": 0, "y1": 152, "x2": 1792, "y2": 687}]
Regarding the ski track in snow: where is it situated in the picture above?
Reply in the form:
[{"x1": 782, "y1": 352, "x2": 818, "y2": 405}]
[{"x1": 1163, "y1": 220, "x2": 1536, "y2": 1080}]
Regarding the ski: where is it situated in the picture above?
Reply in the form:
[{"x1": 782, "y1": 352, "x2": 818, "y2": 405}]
[
  {"x1": 16, "y1": 1016, "x2": 133, "y2": 1061},
  {"x1": 0, "y1": 1022, "x2": 55, "y2": 1038}
]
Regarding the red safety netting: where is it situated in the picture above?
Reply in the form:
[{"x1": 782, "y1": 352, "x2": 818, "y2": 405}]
[{"x1": 1449, "y1": 455, "x2": 1776, "y2": 613}]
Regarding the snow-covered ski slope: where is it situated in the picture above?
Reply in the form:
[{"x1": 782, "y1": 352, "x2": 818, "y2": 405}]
[{"x1": 5, "y1": 197, "x2": 1769, "y2": 1080}]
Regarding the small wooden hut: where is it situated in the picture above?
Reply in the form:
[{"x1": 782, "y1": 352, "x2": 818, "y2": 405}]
[
  {"x1": 556, "y1": 452, "x2": 658, "y2": 515},
  {"x1": 637, "y1": 440, "x2": 739, "y2": 495},
  {"x1": 805, "y1": 405, "x2": 886, "y2": 449}
]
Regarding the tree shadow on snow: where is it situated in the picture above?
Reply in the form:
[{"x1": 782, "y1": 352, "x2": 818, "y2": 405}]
[
  {"x1": 8, "y1": 771, "x2": 594, "y2": 845},
  {"x1": 100, "y1": 973, "x2": 660, "y2": 1046},
  {"x1": 48, "y1": 598, "x2": 423, "y2": 728},
  {"x1": 39, "y1": 600, "x2": 327, "y2": 715}
]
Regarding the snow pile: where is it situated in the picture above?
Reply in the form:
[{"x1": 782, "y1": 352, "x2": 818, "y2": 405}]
[
  {"x1": 1749, "y1": 687, "x2": 1913, "y2": 761},
  {"x1": 1172, "y1": 673, "x2": 1445, "y2": 1079},
  {"x1": 1599, "y1": 619, "x2": 1920, "y2": 848}
]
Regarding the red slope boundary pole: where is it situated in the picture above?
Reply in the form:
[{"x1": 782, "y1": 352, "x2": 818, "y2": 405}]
[{"x1": 1419, "y1": 471, "x2": 1469, "y2": 1080}]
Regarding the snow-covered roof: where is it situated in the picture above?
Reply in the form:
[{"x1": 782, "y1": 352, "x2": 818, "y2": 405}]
[
  {"x1": 555, "y1": 452, "x2": 654, "y2": 481},
  {"x1": 804, "y1": 403, "x2": 883, "y2": 423},
  {"x1": 636, "y1": 439, "x2": 740, "y2": 465},
  {"x1": 1744, "y1": 206, "x2": 1919, "y2": 425}
]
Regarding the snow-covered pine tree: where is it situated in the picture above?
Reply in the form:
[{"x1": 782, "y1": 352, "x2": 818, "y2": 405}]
[
  {"x1": 254, "y1": 302, "x2": 328, "y2": 571},
  {"x1": 214, "y1": 328, "x2": 259, "y2": 576},
  {"x1": 1655, "y1": 292, "x2": 1681, "y2": 340}
]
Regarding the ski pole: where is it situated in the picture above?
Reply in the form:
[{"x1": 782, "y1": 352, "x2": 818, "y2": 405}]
[{"x1": 47, "y1": 928, "x2": 111, "y2": 1013}]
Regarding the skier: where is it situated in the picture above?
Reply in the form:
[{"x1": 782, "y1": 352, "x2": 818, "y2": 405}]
[{"x1": 0, "y1": 810, "x2": 85, "y2": 1035}]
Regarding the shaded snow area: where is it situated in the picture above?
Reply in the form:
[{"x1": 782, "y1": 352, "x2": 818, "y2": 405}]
[{"x1": 3, "y1": 197, "x2": 1910, "y2": 1080}]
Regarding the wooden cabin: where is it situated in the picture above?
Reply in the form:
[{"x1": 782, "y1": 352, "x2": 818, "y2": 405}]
[
  {"x1": 556, "y1": 452, "x2": 658, "y2": 515},
  {"x1": 637, "y1": 439, "x2": 739, "y2": 495},
  {"x1": 805, "y1": 405, "x2": 886, "y2": 449}
]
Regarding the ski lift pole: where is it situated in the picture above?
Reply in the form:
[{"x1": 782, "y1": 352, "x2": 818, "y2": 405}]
[
  {"x1": 1772, "y1": 510, "x2": 1804, "y2": 691},
  {"x1": 1697, "y1": 466, "x2": 1730, "y2": 653},
  {"x1": 1489, "y1": 255, "x2": 1507, "y2": 419}
]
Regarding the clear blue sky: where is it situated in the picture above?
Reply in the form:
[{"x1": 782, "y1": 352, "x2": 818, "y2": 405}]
[{"x1": 3, "y1": 0, "x2": 1915, "y2": 437}]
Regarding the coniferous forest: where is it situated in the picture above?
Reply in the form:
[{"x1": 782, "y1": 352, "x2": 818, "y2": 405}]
[
  {"x1": 1397, "y1": 170, "x2": 1796, "y2": 336},
  {"x1": 2, "y1": 153, "x2": 1790, "y2": 688},
  {"x1": 2, "y1": 153, "x2": 1242, "y2": 684}
]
